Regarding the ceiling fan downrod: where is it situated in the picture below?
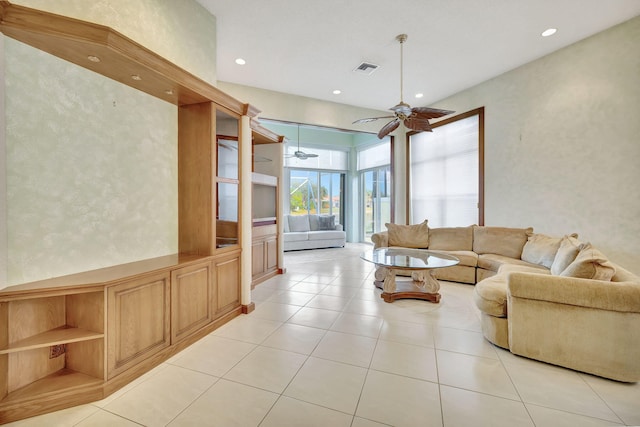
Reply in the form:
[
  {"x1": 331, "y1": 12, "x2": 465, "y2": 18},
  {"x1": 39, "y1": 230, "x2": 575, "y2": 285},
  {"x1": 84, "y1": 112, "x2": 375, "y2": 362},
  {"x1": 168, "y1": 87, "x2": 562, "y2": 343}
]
[{"x1": 396, "y1": 34, "x2": 407, "y2": 105}]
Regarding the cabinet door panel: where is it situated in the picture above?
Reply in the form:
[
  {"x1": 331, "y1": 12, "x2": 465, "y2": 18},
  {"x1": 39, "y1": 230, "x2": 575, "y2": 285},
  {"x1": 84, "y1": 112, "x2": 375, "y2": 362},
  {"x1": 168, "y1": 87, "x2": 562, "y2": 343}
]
[
  {"x1": 214, "y1": 254, "x2": 240, "y2": 315},
  {"x1": 107, "y1": 273, "x2": 170, "y2": 379},
  {"x1": 266, "y1": 238, "x2": 278, "y2": 270},
  {"x1": 252, "y1": 241, "x2": 265, "y2": 276},
  {"x1": 171, "y1": 262, "x2": 214, "y2": 344}
]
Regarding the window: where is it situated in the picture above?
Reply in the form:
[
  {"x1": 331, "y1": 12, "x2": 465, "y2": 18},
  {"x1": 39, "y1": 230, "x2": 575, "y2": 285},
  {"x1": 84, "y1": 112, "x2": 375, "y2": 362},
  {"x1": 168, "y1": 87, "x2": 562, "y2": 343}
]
[
  {"x1": 357, "y1": 140, "x2": 392, "y2": 240},
  {"x1": 408, "y1": 108, "x2": 484, "y2": 227},
  {"x1": 288, "y1": 169, "x2": 344, "y2": 223}
]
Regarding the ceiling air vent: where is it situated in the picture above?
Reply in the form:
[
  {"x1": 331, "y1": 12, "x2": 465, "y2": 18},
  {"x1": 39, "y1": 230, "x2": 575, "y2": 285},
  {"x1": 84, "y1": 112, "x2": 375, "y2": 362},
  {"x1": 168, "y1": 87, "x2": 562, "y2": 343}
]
[{"x1": 353, "y1": 62, "x2": 379, "y2": 75}]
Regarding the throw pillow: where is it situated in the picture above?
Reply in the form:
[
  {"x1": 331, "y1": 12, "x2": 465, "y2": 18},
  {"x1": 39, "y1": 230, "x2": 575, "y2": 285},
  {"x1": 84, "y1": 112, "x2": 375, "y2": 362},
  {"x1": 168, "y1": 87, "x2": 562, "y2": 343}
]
[
  {"x1": 550, "y1": 235, "x2": 584, "y2": 275},
  {"x1": 288, "y1": 215, "x2": 310, "y2": 232},
  {"x1": 385, "y1": 220, "x2": 429, "y2": 248},
  {"x1": 318, "y1": 215, "x2": 336, "y2": 230},
  {"x1": 560, "y1": 243, "x2": 616, "y2": 281},
  {"x1": 522, "y1": 233, "x2": 576, "y2": 269},
  {"x1": 473, "y1": 226, "x2": 534, "y2": 259},
  {"x1": 428, "y1": 225, "x2": 474, "y2": 251}
]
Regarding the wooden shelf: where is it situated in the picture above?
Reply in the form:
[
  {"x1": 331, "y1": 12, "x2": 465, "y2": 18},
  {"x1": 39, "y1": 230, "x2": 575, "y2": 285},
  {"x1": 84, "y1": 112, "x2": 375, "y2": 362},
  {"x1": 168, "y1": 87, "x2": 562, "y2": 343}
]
[
  {"x1": 0, "y1": 369, "x2": 103, "y2": 405},
  {"x1": 0, "y1": 327, "x2": 104, "y2": 354},
  {"x1": 0, "y1": 253, "x2": 210, "y2": 299}
]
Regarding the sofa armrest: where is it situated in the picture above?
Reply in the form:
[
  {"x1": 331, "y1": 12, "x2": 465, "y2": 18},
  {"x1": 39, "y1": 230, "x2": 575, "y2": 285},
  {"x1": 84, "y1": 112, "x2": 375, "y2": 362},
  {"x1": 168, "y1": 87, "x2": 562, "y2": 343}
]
[
  {"x1": 507, "y1": 272, "x2": 640, "y2": 313},
  {"x1": 371, "y1": 231, "x2": 388, "y2": 248},
  {"x1": 334, "y1": 224, "x2": 344, "y2": 231}
]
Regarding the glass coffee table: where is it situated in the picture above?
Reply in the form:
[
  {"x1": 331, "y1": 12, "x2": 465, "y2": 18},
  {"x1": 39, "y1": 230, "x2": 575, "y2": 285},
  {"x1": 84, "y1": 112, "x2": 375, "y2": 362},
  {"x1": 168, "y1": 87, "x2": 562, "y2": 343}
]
[{"x1": 361, "y1": 248, "x2": 459, "y2": 303}]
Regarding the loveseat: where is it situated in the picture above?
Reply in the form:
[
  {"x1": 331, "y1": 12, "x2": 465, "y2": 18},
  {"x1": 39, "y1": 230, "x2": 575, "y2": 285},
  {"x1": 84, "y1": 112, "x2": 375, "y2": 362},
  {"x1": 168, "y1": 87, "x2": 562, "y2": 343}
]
[
  {"x1": 371, "y1": 222, "x2": 640, "y2": 382},
  {"x1": 283, "y1": 214, "x2": 346, "y2": 251}
]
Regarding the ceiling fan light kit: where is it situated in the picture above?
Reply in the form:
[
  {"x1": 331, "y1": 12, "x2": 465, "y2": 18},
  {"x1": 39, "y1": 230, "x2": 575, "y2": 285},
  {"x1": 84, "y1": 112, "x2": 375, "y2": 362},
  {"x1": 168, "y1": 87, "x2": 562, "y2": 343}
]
[{"x1": 354, "y1": 34, "x2": 454, "y2": 139}]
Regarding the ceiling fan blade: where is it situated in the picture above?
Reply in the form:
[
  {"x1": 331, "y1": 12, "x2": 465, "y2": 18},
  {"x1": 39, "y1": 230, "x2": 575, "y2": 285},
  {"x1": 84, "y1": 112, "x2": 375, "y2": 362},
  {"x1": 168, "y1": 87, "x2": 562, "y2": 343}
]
[
  {"x1": 353, "y1": 116, "x2": 395, "y2": 124},
  {"x1": 404, "y1": 117, "x2": 433, "y2": 132},
  {"x1": 291, "y1": 150, "x2": 319, "y2": 160},
  {"x1": 411, "y1": 107, "x2": 455, "y2": 120},
  {"x1": 377, "y1": 119, "x2": 400, "y2": 139}
]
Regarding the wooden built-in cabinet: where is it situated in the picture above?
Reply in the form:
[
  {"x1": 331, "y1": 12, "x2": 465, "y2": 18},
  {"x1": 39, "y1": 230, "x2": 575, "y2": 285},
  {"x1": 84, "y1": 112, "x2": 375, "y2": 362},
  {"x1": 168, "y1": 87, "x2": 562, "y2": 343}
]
[
  {"x1": 252, "y1": 224, "x2": 278, "y2": 284},
  {"x1": 0, "y1": 253, "x2": 242, "y2": 423},
  {"x1": 251, "y1": 172, "x2": 281, "y2": 286},
  {"x1": 0, "y1": 1, "x2": 284, "y2": 423}
]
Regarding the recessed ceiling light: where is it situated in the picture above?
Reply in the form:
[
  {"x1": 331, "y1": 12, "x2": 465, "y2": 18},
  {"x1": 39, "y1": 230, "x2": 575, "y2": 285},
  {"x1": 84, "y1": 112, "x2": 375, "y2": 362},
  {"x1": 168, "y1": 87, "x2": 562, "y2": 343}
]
[
  {"x1": 131, "y1": 75, "x2": 142, "y2": 81},
  {"x1": 333, "y1": 89, "x2": 341, "y2": 95},
  {"x1": 541, "y1": 28, "x2": 557, "y2": 37},
  {"x1": 415, "y1": 93, "x2": 424, "y2": 98},
  {"x1": 235, "y1": 58, "x2": 246, "y2": 65},
  {"x1": 87, "y1": 55, "x2": 101, "y2": 63},
  {"x1": 165, "y1": 89, "x2": 174, "y2": 95}
]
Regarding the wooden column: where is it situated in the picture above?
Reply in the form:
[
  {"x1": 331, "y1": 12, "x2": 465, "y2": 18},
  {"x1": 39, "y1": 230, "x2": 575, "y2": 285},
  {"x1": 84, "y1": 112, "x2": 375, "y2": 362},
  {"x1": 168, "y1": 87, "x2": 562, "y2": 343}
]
[{"x1": 239, "y1": 116, "x2": 253, "y2": 311}]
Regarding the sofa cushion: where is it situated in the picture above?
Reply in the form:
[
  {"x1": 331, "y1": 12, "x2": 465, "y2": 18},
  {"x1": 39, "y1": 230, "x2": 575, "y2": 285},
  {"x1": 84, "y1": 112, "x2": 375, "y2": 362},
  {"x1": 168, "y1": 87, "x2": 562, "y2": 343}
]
[
  {"x1": 386, "y1": 220, "x2": 429, "y2": 248},
  {"x1": 474, "y1": 275, "x2": 508, "y2": 317},
  {"x1": 288, "y1": 215, "x2": 310, "y2": 232},
  {"x1": 473, "y1": 226, "x2": 533, "y2": 259},
  {"x1": 428, "y1": 225, "x2": 474, "y2": 251},
  {"x1": 498, "y1": 263, "x2": 551, "y2": 275},
  {"x1": 478, "y1": 254, "x2": 545, "y2": 273},
  {"x1": 550, "y1": 235, "x2": 584, "y2": 275},
  {"x1": 560, "y1": 244, "x2": 616, "y2": 281},
  {"x1": 318, "y1": 215, "x2": 336, "y2": 230},
  {"x1": 307, "y1": 230, "x2": 345, "y2": 241},
  {"x1": 430, "y1": 250, "x2": 477, "y2": 267},
  {"x1": 308, "y1": 214, "x2": 319, "y2": 231},
  {"x1": 283, "y1": 231, "x2": 309, "y2": 242},
  {"x1": 521, "y1": 233, "x2": 576, "y2": 268}
]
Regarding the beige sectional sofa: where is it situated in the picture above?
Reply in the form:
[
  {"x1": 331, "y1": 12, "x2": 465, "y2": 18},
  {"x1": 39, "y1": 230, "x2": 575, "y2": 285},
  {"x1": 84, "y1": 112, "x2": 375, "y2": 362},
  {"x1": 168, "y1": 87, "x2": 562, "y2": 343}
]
[{"x1": 371, "y1": 223, "x2": 640, "y2": 382}]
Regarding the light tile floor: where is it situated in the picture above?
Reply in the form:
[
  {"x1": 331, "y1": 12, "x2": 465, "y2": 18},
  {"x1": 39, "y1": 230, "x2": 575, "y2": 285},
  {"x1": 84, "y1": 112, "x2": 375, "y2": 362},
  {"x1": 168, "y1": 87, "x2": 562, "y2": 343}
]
[{"x1": 8, "y1": 243, "x2": 640, "y2": 427}]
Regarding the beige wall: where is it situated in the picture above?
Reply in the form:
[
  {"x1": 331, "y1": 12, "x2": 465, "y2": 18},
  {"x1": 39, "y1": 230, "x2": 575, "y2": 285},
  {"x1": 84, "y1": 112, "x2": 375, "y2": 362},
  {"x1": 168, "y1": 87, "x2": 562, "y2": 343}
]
[
  {"x1": 427, "y1": 16, "x2": 640, "y2": 273},
  {"x1": 0, "y1": 0, "x2": 217, "y2": 288}
]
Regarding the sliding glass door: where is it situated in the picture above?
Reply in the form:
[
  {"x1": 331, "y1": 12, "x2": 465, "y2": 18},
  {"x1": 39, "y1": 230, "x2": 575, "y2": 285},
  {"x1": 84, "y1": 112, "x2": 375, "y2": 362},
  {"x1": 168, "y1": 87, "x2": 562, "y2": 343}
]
[
  {"x1": 289, "y1": 169, "x2": 344, "y2": 222},
  {"x1": 361, "y1": 166, "x2": 391, "y2": 240}
]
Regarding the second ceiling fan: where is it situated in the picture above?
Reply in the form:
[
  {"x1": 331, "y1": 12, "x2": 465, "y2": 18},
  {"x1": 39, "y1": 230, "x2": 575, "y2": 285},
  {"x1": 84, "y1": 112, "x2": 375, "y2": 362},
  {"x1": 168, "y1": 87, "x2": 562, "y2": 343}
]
[
  {"x1": 285, "y1": 125, "x2": 319, "y2": 160},
  {"x1": 354, "y1": 34, "x2": 454, "y2": 139}
]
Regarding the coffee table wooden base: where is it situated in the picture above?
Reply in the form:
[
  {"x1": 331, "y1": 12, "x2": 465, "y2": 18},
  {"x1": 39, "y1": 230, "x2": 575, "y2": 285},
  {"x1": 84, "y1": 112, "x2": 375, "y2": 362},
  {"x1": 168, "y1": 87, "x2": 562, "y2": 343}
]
[{"x1": 374, "y1": 280, "x2": 441, "y2": 303}]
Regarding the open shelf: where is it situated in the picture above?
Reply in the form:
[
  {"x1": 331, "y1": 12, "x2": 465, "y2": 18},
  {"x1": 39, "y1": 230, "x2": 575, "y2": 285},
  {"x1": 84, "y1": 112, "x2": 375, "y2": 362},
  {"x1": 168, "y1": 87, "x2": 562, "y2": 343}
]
[
  {"x1": 0, "y1": 369, "x2": 103, "y2": 405},
  {"x1": 0, "y1": 327, "x2": 104, "y2": 354}
]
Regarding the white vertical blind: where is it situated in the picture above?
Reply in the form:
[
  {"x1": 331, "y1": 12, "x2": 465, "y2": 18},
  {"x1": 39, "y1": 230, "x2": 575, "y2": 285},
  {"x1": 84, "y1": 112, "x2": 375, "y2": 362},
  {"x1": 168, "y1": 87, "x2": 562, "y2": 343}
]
[
  {"x1": 357, "y1": 141, "x2": 390, "y2": 171},
  {"x1": 410, "y1": 115, "x2": 479, "y2": 227},
  {"x1": 284, "y1": 145, "x2": 348, "y2": 170}
]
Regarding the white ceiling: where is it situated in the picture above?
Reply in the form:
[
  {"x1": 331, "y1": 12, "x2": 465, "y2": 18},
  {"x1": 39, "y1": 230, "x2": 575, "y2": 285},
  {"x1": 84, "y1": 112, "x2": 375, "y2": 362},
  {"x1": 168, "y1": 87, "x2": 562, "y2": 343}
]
[{"x1": 196, "y1": 0, "x2": 640, "y2": 112}]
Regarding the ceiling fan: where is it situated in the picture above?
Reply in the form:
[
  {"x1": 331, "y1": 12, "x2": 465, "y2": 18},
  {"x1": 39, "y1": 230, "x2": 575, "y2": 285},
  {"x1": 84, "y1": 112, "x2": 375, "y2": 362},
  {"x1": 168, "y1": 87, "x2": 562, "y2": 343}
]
[
  {"x1": 354, "y1": 34, "x2": 454, "y2": 139},
  {"x1": 284, "y1": 125, "x2": 319, "y2": 160}
]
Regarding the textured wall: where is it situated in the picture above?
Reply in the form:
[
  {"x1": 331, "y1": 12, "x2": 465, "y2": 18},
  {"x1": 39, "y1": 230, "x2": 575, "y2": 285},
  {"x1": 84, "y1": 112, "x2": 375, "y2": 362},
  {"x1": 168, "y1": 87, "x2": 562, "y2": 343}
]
[
  {"x1": 429, "y1": 16, "x2": 640, "y2": 273},
  {"x1": 1, "y1": 0, "x2": 217, "y2": 287},
  {"x1": 4, "y1": 39, "x2": 178, "y2": 285}
]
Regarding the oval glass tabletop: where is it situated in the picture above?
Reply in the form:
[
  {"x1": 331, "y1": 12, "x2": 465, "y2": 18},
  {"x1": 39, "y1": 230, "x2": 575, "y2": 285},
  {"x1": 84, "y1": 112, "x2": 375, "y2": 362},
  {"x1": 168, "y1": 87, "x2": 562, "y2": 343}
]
[{"x1": 360, "y1": 247, "x2": 459, "y2": 270}]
